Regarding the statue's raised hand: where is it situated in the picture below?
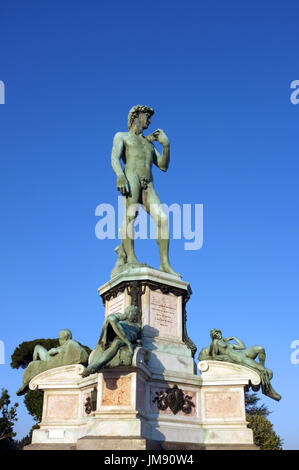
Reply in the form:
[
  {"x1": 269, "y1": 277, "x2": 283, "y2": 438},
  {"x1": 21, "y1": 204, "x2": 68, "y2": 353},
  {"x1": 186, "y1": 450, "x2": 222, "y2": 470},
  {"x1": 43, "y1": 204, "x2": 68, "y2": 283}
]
[
  {"x1": 150, "y1": 129, "x2": 169, "y2": 147},
  {"x1": 117, "y1": 174, "x2": 130, "y2": 196}
]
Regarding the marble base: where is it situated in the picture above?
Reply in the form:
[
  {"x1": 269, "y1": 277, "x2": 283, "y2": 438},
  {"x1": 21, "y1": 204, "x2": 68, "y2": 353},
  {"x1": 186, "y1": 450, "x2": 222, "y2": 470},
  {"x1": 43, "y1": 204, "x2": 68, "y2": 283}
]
[
  {"x1": 24, "y1": 443, "x2": 76, "y2": 450},
  {"x1": 24, "y1": 441, "x2": 258, "y2": 451},
  {"x1": 198, "y1": 360, "x2": 261, "y2": 447},
  {"x1": 77, "y1": 436, "x2": 162, "y2": 450},
  {"x1": 76, "y1": 438, "x2": 258, "y2": 451},
  {"x1": 27, "y1": 268, "x2": 259, "y2": 450},
  {"x1": 28, "y1": 358, "x2": 260, "y2": 450}
]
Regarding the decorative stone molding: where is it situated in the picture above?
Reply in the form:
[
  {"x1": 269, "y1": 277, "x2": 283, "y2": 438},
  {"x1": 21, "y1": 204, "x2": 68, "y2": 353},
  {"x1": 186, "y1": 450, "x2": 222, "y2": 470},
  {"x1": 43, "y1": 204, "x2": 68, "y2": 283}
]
[
  {"x1": 198, "y1": 360, "x2": 261, "y2": 387},
  {"x1": 29, "y1": 364, "x2": 85, "y2": 391}
]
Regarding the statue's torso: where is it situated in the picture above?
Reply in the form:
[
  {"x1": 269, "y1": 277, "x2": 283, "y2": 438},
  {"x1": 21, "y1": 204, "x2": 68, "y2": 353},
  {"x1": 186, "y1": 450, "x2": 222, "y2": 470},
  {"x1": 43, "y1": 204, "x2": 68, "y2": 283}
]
[
  {"x1": 217, "y1": 339, "x2": 244, "y2": 362},
  {"x1": 122, "y1": 132, "x2": 155, "y2": 181}
]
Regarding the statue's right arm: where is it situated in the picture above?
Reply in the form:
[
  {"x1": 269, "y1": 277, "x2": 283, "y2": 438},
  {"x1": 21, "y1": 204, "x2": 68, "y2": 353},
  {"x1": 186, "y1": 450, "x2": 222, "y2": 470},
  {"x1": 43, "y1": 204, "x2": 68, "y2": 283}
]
[{"x1": 111, "y1": 132, "x2": 130, "y2": 196}]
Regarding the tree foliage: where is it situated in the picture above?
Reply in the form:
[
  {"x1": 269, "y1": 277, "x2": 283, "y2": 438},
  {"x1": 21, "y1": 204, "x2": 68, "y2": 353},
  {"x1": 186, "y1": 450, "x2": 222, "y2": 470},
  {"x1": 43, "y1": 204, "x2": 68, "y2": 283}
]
[
  {"x1": 0, "y1": 389, "x2": 19, "y2": 450},
  {"x1": 24, "y1": 389, "x2": 43, "y2": 423},
  {"x1": 245, "y1": 392, "x2": 283, "y2": 450},
  {"x1": 14, "y1": 423, "x2": 40, "y2": 450},
  {"x1": 14, "y1": 434, "x2": 32, "y2": 450},
  {"x1": 245, "y1": 391, "x2": 270, "y2": 417}
]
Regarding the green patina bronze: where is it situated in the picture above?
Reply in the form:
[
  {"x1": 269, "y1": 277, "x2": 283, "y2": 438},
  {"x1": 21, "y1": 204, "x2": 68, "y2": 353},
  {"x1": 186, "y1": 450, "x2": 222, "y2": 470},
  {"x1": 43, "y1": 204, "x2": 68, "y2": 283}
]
[
  {"x1": 111, "y1": 104, "x2": 180, "y2": 278},
  {"x1": 81, "y1": 305, "x2": 142, "y2": 377},
  {"x1": 198, "y1": 329, "x2": 281, "y2": 401},
  {"x1": 17, "y1": 329, "x2": 89, "y2": 395}
]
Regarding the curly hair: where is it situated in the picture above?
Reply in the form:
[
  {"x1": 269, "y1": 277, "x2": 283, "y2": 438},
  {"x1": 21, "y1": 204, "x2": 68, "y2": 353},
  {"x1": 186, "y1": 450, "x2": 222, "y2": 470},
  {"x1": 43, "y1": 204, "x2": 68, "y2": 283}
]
[{"x1": 128, "y1": 105, "x2": 154, "y2": 130}]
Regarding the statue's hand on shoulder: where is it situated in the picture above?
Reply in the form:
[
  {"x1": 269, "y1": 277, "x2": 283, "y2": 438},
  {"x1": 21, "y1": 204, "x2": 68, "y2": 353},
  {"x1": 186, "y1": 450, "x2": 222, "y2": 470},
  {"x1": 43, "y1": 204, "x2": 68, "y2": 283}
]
[
  {"x1": 148, "y1": 129, "x2": 169, "y2": 147},
  {"x1": 117, "y1": 174, "x2": 130, "y2": 197}
]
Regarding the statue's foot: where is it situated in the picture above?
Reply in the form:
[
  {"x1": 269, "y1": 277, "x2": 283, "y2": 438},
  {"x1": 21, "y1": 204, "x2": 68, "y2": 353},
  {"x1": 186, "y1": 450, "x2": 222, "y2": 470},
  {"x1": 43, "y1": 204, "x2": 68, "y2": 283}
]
[
  {"x1": 16, "y1": 384, "x2": 28, "y2": 396},
  {"x1": 127, "y1": 256, "x2": 140, "y2": 265},
  {"x1": 81, "y1": 366, "x2": 97, "y2": 378},
  {"x1": 81, "y1": 368, "x2": 90, "y2": 378},
  {"x1": 159, "y1": 263, "x2": 182, "y2": 278},
  {"x1": 268, "y1": 387, "x2": 282, "y2": 401},
  {"x1": 272, "y1": 391, "x2": 282, "y2": 401}
]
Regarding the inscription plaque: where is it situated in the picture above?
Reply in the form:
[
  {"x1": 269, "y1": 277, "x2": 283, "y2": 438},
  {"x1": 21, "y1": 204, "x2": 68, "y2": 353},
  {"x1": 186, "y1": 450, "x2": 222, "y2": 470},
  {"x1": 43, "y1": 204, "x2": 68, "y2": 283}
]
[
  {"x1": 106, "y1": 293, "x2": 125, "y2": 317},
  {"x1": 149, "y1": 290, "x2": 179, "y2": 338}
]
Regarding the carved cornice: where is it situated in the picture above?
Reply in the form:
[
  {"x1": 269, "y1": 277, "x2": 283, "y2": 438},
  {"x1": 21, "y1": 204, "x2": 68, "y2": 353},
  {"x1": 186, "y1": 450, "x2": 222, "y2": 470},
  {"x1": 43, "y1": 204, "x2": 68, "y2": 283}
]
[{"x1": 100, "y1": 279, "x2": 190, "y2": 304}]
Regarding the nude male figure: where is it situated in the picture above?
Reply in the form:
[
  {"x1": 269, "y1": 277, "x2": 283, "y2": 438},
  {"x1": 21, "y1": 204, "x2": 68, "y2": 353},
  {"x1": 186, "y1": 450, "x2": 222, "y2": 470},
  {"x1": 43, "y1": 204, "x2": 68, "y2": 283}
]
[
  {"x1": 81, "y1": 305, "x2": 142, "y2": 377},
  {"x1": 111, "y1": 105, "x2": 179, "y2": 277},
  {"x1": 33, "y1": 329, "x2": 74, "y2": 361},
  {"x1": 17, "y1": 329, "x2": 88, "y2": 395}
]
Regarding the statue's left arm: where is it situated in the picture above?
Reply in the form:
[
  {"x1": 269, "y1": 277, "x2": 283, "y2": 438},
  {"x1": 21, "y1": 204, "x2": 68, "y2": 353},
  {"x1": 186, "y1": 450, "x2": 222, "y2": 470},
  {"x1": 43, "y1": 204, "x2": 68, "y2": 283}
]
[
  {"x1": 105, "y1": 315, "x2": 134, "y2": 354},
  {"x1": 148, "y1": 129, "x2": 170, "y2": 172},
  {"x1": 224, "y1": 336, "x2": 246, "y2": 350}
]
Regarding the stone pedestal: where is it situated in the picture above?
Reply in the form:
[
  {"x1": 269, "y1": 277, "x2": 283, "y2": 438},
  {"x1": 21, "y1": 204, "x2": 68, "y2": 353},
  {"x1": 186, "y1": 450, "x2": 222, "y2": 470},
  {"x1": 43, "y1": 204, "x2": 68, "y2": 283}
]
[
  {"x1": 99, "y1": 267, "x2": 197, "y2": 379},
  {"x1": 28, "y1": 349, "x2": 150, "y2": 447},
  {"x1": 26, "y1": 357, "x2": 259, "y2": 450},
  {"x1": 197, "y1": 360, "x2": 260, "y2": 448},
  {"x1": 27, "y1": 364, "x2": 91, "y2": 446},
  {"x1": 25, "y1": 269, "x2": 259, "y2": 450}
]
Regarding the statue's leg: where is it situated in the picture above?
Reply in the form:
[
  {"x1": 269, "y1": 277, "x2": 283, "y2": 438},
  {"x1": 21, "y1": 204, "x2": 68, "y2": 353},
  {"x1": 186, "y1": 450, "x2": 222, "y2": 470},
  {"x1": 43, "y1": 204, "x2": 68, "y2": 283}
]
[
  {"x1": 142, "y1": 184, "x2": 180, "y2": 277},
  {"x1": 33, "y1": 345, "x2": 50, "y2": 361},
  {"x1": 246, "y1": 346, "x2": 266, "y2": 366},
  {"x1": 120, "y1": 174, "x2": 141, "y2": 264},
  {"x1": 241, "y1": 349, "x2": 280, "y2": 401},
  {"x1": 98, "y1": 338, "x2": 124, "y2": 367},
  {"x1": 107, "y1": 319, "x2": 133, "y2": 355},
  {"x1": 82, "y1": 339, "x2": 124, "y2": 376}
]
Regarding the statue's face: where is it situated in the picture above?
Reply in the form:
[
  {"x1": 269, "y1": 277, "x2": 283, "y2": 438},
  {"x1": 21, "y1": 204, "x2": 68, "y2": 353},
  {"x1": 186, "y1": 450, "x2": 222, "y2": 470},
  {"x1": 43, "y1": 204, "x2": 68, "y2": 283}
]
[
  {"x1": 59, "y1": 331, "x2": 69, "y2": 345},
  {"x1": 212, "y1": 330, "x2": 222, "y2": 340},
  {"x1": 135, "y1": 112, "x2": 151, "y2": 130}
]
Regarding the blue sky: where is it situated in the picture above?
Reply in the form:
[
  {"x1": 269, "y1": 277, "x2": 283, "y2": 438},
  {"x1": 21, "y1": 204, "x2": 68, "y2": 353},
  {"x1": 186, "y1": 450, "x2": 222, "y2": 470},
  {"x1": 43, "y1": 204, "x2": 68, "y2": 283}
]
[{"x1": 0, "y1": 0, "x2": 298, "y2": 449}]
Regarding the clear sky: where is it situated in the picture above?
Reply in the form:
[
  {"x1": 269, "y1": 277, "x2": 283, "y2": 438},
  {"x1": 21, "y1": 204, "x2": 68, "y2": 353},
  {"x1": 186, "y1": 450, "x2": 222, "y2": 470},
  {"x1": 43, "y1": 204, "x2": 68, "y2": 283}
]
[{"x1": 0, "y1": 0, "x2": 298, "y2": 449}]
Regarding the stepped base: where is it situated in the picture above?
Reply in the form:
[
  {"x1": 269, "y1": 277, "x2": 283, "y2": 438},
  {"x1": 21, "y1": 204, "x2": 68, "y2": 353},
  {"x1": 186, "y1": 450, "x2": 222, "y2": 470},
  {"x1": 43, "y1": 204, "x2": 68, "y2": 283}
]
[
  {"x1": 24, "y1": 443, "x2": 76, "y2": 450},
  {"x1": 24, "y1": 439, "x2": 259, "y2": 451},
  {"x1": 77, "y1": 437, "x2": 259, "y2": 450}
]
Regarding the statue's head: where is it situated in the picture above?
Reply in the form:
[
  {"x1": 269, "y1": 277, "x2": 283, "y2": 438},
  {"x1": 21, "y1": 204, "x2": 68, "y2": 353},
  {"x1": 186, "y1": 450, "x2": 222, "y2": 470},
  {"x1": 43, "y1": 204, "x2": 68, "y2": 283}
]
[
  {"x1": 124, "y1": 305, "x2": 139, "y2": 323},
  {"x1": 210, "y1": 329, "x2": 222, "y2": 340},
  {"x1": 58, "y1": 329, "x2": 72, "y2": 345},
  {"x1": 128, "y1": 105, "x2": 154, "y2": 131}
]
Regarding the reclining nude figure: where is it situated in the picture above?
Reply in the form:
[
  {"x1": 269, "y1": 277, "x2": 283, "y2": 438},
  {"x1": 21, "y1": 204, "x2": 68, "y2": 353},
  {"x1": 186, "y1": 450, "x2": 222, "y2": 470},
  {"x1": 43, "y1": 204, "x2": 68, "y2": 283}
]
[
  {"x1": 17, "y1": 329, "x2": 89, "y2": 395},
  {"x1": 198, "y1": 329, "x2": 281, "y2": 401},
  {"x1": 81, "y1": 305, "x2": 142, "y2": 377}
]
